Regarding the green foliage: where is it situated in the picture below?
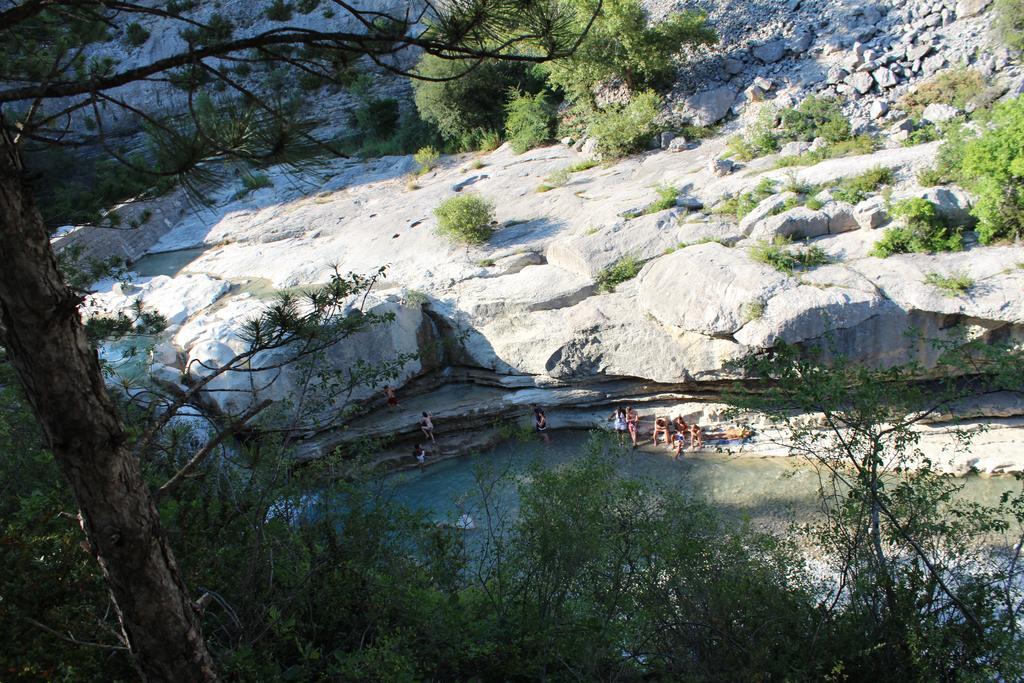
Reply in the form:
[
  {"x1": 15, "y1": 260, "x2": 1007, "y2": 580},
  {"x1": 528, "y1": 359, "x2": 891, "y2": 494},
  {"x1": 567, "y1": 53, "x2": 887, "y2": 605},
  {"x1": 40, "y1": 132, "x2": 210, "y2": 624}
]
[
  {"x1": 779, "y1": 95, "x2": 851, "y2": 143},
  {"x1": 434, "y1": 194, "x2": 495, "y2": 244},
  {"x1": 412, "y1": 55, "x2": 544, "y2": 147},
  {"x1": 265, "y1": 0, "x2": 293, "y2": 21},
  {"x1": 588, "y1": 90, "x2": 662, "y2": 158},
  {"x1": 831, "y1": 166, "x2": 894, "y2": 204},
  {"x1": 124, "y1": 22, "x2": 150, "y2": 47},
  {"x1": 923, "y1": 271, "x2": 974, "y2": 296},
  {"x1": 903, "y1": 121, "x2": 942, "y2": 146},
  {"x1": 726, "y1": 340, "x2": 1024, "y2": 682},
  {"x1": 805, "y1": 196, "x2": 824, "y2": 211},
  {"x1": 741, "y1": 299, "x2": 765, "y2": 322},
  {"x1": 542, "y1": 0, "x2": 716, "y2": 103},
  {"x1": 625, "y1": 184, "x2": 677, "y2": 217},
  {"x1": 916, "y1": 165, "x2": 947, "y2": 187},
  {"x1": 504, "y1": 90, "x2": 555, "y2": 153},
  {"x1": 714, "y1": 178, "x2": 777, "y2": 220},
  {"x1": 749, "y1": 236, "x2": 830, "y2": 274},
  {"x1": 725, "y1": 107, "x2": 780, "y2": 161},
  {"x1": 595, "y1": 254, "x2": 643, "y2": 292},
  {"x1": 567, "y1": 159, "x2": 599, "y2": 173},
  {"x1": 871, "y1": 198, "x2": 962, "y2": 257},
  {"x1": 179, "y1": 12, "x2": 233, "y2": 45},
  {"x1": 776, "y1": 134, "x2": 879, "y2": 168},
  {"x1": 349, "y1": 97, "x2": 400, "y2": 140},
  {"x1": 956, "y1": 95, "x2": 1024, "y2": 243},
  {"x1": 537, "y1": 167, "x2": 571, "y2": 192},
  {"x1": 997, "y1": 0, "x2": 1024, "y2": 49},
  {"x1": 780, "y1": 172, "x2": 815, "y2": 195},
  {"x1": 413, "y1": 146, "x2": 440, "y2": 174},
  {"x1": 898, "y1": 68, "x2": 986, "y2": 116}
]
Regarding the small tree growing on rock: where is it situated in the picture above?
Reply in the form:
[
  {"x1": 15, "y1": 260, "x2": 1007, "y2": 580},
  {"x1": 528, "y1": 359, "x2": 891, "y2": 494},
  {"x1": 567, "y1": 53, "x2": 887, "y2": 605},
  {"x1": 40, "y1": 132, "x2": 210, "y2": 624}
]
[{"x1": 434, "y1": 194, "x2": 495, "y2": 245}]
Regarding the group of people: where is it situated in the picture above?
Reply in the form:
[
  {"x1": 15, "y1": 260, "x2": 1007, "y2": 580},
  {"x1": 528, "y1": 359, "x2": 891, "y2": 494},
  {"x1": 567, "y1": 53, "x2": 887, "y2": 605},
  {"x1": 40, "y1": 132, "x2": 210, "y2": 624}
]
[{"x1": 609, "y1": 408, "x2": 703, "y2": 458}]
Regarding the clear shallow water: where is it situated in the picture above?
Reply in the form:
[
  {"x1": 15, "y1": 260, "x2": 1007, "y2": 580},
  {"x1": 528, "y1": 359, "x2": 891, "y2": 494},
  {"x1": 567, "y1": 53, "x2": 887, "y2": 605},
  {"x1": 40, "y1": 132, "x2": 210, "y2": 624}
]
[
  {"x1": 384, "y1": 431, "x2": 1022, "y2": 531},
  {"x1": 130, "y1": 247, "x2": 209, "y2": 278}
]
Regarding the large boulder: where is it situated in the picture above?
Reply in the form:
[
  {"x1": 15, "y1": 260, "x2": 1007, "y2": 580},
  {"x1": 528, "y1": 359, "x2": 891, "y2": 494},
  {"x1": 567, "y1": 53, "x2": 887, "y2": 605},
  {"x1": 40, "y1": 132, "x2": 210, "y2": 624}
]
[
  {"x1": 738, "y1": 192, "x2": 798, "y2": 235},
  {"x1": 956, "y1": 0, "x2": 991, "y2": 17},
  {"x1": 680, "y1": 86, "x2": 738, "y2": 127},
  {"x1": 824, "y1": 202, "x2": 860, "y2": 234},
  {"x1": 638, "y1": 243, "x2": 792, "y2": 336},
  {"x1": 854, "y1": 197, "x2": 889, "y2": 229},
  {"x1": 748, "y1": 207, "x2": 830, "y2": 241},
  {"x1": 752, "y1": 39, "x2": 786, "y2": 63},
  {"x1": 921, "y1": 103, "x2": 960, "y2": 124}
]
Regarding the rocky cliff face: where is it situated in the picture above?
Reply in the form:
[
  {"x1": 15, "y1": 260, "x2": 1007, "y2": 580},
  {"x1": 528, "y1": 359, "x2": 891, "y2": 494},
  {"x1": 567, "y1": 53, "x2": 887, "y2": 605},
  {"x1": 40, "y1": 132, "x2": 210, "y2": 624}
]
[{"x1": 68, "y1": 0, "x2": 1024, "y2": 472}]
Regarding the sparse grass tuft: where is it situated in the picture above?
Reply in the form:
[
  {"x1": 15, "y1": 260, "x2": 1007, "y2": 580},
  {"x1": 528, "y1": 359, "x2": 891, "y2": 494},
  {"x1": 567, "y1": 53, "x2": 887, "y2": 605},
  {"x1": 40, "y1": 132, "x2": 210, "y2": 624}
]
[
  {"x1": 831, "y1": 166, "x2": 894, "y2": 204},
  {"x1": 596, "y1": 255, "x2": 643, "y2": 292},
  {"x1": 749, "y1": 236, "x2": 831, "y2": 275},
  {"x1": 414, "y1": 146, "x2": 440, "y2": 175},
  {"x1": 741, "y1": 300, "x2": 766, "y2": 322},
  {"x1": 923, "y1": 271, "x2": 973, "y2": 297},
  {"x1": 567, "y1": 159, "x2": 599, "y2": 173}
]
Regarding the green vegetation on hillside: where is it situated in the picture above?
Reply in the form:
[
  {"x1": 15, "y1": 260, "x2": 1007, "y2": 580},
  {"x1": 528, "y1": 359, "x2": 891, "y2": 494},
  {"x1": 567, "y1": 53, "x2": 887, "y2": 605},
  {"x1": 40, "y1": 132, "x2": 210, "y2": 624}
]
[
  {"x1": 871, "y1": 198, "x2": 963, "y2": 257},
  {"x1": 434, "y1": 194, "x2": 495, "y2": 244}
]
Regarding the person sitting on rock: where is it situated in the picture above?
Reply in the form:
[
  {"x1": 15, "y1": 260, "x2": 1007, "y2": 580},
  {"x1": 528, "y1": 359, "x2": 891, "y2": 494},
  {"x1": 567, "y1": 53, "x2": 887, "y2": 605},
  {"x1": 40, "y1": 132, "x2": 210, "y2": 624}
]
[
  {"x1": 673, "y1": 429, "x2": 688, "y2": 459},
  {"x1": 672, "y1": 415, "x2": 688, "y2": 439},
  {"x1": 652, "y1": 416, "x2": 671, "y2": 446},
  {"x1": 420, "y1": 411, "x2": 435, "y2": 443},
  {"x1": 626, "y1": 406, "x2": 640, "y2": 449},
  {"x1": 690, "y1": 423, "x2": 703, "y2": 450},
  {"x1": 383, "y1": 385, "x2": 399, "y2": 408}
]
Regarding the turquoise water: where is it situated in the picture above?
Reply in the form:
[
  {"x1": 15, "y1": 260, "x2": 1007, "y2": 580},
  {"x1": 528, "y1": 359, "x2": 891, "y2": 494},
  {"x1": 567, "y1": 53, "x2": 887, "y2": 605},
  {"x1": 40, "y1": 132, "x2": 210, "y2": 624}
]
[
  {"x1": 131, "y1": 247, "x2": 209, "y2": 278},
  {"x1": 384, "y1": 431, "x2": 1022, "y2": 531}
]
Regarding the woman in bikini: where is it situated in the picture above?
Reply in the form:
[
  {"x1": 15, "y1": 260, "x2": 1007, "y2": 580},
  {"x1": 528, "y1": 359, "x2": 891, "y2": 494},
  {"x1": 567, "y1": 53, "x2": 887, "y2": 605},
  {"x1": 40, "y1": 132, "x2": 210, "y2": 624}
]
[
  {"x1": 625, "y1": 406, "x2": 640, "y2": 448},
  {"x1": 652, "y1": 416, "x2": 670, "y2": 447},
  {"x1": 672, "y1": 415, "x2": 688, "y2": 441},
  {"x1": 534, "y1": 405, "x2": 550, "y2": 444},
  {"x1": 673, "y1": 429, "x2": 687, "y2": 459},
  {"x1": 609, "y1": 407, "x2": 628, "y2": 446}
]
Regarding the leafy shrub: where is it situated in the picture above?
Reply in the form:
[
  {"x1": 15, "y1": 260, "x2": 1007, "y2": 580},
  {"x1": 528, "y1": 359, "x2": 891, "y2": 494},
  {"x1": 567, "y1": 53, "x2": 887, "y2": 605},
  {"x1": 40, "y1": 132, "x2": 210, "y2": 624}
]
[
  {"x1": 180, "y1": 12, "x2": 232, "y2": 44},
  {"x1": 831, "y1": 166, "x2": 893, "y2": 204},
  {"x1": 749, "y1": 237, "x2": 830, "y2": 275},
  {"x1": 780, "y1": 172, "x2": 815, "y2": 195},
  {"x1": 596, "y1": 255, "x2": 643, "y2": 292},
  {"x1": 589, "y1": 90, "x2": 662, "y2": 158},
  {"x1": 916, "y1": 166, "x2": 946, "y2": 187},
  {"x1": 805, "y1": 197, "x2": 824, "y2": 211},
  {"x1": 626, "y1": 184, "x2": 678, "y2": 217},
  {"x1": 870, "y1": 198, "x2": 962, "y2": 257},
  {"x1": 725, "y1": 108, "x2": 780, "y2": 161},
  {"x1": 474, "y1": 130, "x2": 502, "y2": 152},
  {"x1": 350, "y1": 98, "x2": 400, "y2": 140},
  {"x1": 898, "y1": 68, "x2": 985, "y2": 116},
  {"x1": 997, "y1": 0, "x2": 1024, "y2": 49},
  {"x1": 775, "y1": 134, "x2": 878, "y2": 168},
  {"x1": 741, "y1": 300, "x2": 765, "y2": 322},
  {"x1": 903, "y1": 122, "x2": 942, "y2": 147},
  {"x1": 413, "y1": 146, "x2": 440, "y2": 174},
  {"x1": 714, "y1": 178, "x2": 776, "y2": 220},
  {"x1": 956, "y1": 95, "x2": 1024, "y2": 243},
  {"x1": 124, "y1": 22, "x2": 150, "y2": 47},
  {"x1": 923, "y1": 271, "x2": 974, "y2": 297},
  {"x1": 412, "y1": 55, "x2": 544, "y2": 146},
  {"x1": 265, "y1": 0, "x2": 293, "y2": 21},
  {"x1": 434, "y1": 194, "x2": 495, "y2": 244},
  {"x1": 542, "y1": 0, "x2": 716, "y2": 103},
  {"x1": 779, "y1": 96, "x2": 850, "y2": 143},
  {"x1": 504, "y1": 90, "x2": 555, "y2": 153}
]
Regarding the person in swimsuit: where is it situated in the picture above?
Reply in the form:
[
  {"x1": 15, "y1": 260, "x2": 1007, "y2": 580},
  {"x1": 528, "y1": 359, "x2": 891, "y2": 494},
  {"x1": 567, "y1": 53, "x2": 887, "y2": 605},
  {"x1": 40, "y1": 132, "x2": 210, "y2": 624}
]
[
  {"x1": 673, "y1": 430, "x2": 687, "y2": 459},
  {"x1": 690, "y1": 423, "x2": 703, "y2": 450},
  {"x1": 533, "y1": 405, "x2": 550, "y2": 444},
  {"x1": 608, "y1": 407, "x2": 628, "y2": 446},
  {"x1": 625, "y1": 406, "x2": 640, "y2": 448},
  {"x1": 383, "y1": 385, "x2": 399, "y2": 408},
  {"x1": 420, "y1": 411, "x2": 435, "y2": 443},
  {"x1": 652, "y1": 416, "x2": 670, "y2": 447},
  {"x1": 672, "y1": 415, "x2": 688, "y2": 440}
]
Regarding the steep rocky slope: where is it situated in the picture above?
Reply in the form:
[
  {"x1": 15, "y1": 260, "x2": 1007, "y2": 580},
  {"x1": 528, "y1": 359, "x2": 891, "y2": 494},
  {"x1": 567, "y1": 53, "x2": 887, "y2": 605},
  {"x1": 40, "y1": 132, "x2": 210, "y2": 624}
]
[{"x1": 66, "y1": 0, "x2": 1024, "y2": 473}]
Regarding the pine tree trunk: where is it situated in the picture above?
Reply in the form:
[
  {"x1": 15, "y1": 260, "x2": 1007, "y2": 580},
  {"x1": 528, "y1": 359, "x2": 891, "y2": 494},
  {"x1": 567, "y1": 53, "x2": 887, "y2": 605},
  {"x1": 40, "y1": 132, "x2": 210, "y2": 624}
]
[{"x1": 0, "y1": 126, "x2": 218, "y2": 680}]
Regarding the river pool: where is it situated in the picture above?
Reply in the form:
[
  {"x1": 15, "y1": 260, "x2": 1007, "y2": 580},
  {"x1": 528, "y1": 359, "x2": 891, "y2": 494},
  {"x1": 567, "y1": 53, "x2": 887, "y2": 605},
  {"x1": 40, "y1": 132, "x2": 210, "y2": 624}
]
[{"x1": 383, "y1": 430, "x2": 1021, "y2": 532}]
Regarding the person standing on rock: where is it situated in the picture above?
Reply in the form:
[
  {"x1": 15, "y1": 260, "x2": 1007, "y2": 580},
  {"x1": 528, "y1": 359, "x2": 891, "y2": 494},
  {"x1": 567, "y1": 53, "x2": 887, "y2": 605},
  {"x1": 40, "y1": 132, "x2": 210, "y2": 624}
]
[
  {"x1": 626, "y1": 406, "x2": 640, "y2": 449},
  {"x1": 420, "y1": 411, "x2": 436, "y2": 443},
  {"x1": 533, "y1": 405, "x2": 550, "y2": 444},
  {"x1": 383, "y1": 385, "x2": 399, "y2": 409},
  {"x1": 413, "y1": 443, "x2": 428, "y2": 469}
]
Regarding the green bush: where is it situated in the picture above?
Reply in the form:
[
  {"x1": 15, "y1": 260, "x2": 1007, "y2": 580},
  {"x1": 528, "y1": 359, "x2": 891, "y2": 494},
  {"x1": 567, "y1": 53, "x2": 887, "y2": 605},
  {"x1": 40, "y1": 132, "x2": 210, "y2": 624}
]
[
  {"x1": 626, "y1": 184, "x2": 678, "y2": 217},
  {"x1": 870, "y1": 198, "x2": 962, "y2": 257},
  {"x1": 413, "y1": 146, "x2": 440, "y2": 174},
  {"x1": 956, "y1": 95, "x2": 1024, "y2": 243},
  {"x1": 923, "y1": 271, "x2": 974, "y2": 297},
  {"x1": 714, "y1": 178, "x2": 776, "y2": 220},
  {"x1": 434, "y1": 194, "x2": 495, "y2": 244},
  {"x1": 349, "y1": 98, "x2": 400, "y2": 140},
  {"x1": 775, "y1": 134, "x2": 878, "y2": 168},
  {"x1": 412, "y1": 55, "x2": 544, "y2": 146},
  {"x1": 596, "y1": 254, "x2": 643, "y2": 292},
  {"x1": 997, "y1": 0, "x2": 1024, "y2": 49},
  {"x1": 542, "y1": 0, "x2": 716, "y2": 103},
  {"x1": 504, "y1": 90, "x2": 555, "y2": 153},
  {"x1": 265, "y1": 0, "x2": 293, "y2": 21},
  {"x1": 831, "y1": 166, "x2": 894, "y2": 204},
  {"x1": 749, "y1": 237, "x2": 830, "y2": 275},
  {"x1": 124, "y1": 22, "x2": 150, "y2": 47},
  {"x1": 537, "y1": 168, "x2": 571, "y2": 192},
  {"x1": 779, "y1": 96, "x2": 850, "y2": 143},
  {"x1": 588, "y1": 90, "x2": 662, "y2": 158}
]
